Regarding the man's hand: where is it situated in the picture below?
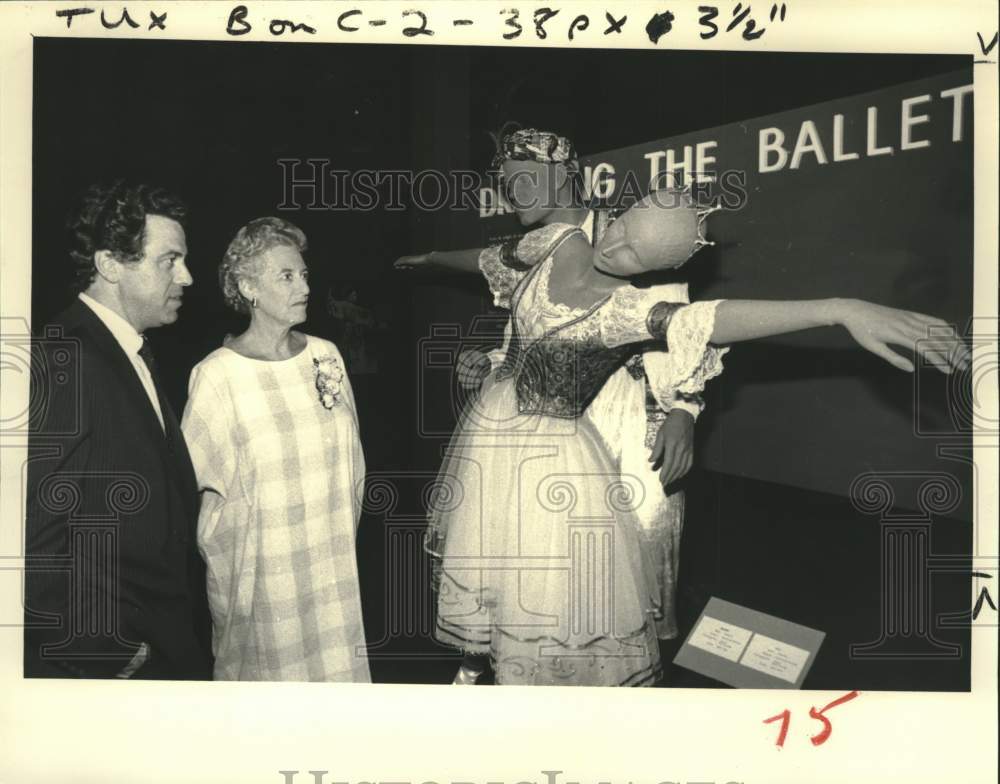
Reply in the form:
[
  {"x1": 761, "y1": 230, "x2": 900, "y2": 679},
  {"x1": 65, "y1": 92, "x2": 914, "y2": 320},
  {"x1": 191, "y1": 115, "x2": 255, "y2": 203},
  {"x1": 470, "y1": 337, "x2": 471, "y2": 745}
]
[
  {"x1": 456, "y1": 349, "x2": 492, "y2": 391},
  {"x1": 648, "y1": 409, "x2": 695, "y2": 490}
]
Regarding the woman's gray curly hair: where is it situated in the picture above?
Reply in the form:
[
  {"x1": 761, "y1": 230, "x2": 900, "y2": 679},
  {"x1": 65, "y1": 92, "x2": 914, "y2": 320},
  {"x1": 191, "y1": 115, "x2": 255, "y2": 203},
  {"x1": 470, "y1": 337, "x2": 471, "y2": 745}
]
[{"x1": 219, "y1": 217, "x2": 308, "y2": 314}]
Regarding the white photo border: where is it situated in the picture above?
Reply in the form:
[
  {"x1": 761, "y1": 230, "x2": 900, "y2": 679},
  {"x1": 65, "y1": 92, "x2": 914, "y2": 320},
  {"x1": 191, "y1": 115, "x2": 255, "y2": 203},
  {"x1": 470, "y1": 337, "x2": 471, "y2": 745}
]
[{"x1": 1, "y1": 2, "x2": 997, "y2": 783}]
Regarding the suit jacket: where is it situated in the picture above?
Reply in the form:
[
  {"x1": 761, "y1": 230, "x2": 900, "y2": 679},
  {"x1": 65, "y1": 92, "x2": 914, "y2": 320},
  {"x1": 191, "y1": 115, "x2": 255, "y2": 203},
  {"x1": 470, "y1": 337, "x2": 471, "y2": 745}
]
[{"x1": 23, "y1": 299, "x2": 213, "y2": 679}]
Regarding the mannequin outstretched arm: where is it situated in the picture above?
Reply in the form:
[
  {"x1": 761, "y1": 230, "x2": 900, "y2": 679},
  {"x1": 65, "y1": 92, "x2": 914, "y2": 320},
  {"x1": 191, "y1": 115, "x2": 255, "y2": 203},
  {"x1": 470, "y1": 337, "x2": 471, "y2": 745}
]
[
  {"x1": 708, "y1": 298, "x2": 968, "y2": 374},
  {"x1": 394, "y1": 248, "x2": 483, "y2": 274}
]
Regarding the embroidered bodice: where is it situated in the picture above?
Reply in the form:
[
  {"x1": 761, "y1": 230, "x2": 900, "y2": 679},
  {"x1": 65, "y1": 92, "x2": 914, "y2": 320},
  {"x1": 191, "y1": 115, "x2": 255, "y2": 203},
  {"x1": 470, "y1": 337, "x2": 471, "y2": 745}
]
[{"x1": 479, "y1": 223, "x2": 726, "y2": 419}]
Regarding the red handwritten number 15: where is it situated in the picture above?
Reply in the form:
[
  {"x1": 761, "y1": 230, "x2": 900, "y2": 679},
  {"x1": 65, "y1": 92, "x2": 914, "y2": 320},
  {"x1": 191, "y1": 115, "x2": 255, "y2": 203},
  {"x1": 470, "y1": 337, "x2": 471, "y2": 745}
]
[{"x1": 763, "y1": 691, "x2": 860, "y2": 748}]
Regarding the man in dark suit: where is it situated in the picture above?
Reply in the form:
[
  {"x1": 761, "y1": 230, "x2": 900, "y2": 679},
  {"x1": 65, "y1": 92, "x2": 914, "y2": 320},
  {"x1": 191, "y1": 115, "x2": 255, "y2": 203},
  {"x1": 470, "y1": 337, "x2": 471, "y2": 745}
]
[{"x1": 24, "y1": 182, "x2": 213, "y2": 679}]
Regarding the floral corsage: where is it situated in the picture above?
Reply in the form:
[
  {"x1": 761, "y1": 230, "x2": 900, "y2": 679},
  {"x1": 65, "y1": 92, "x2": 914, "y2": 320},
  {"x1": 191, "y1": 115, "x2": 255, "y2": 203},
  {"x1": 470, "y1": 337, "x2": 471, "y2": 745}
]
[{"x1": 313, "y1": 355, "x2": 344, "y2": 409}]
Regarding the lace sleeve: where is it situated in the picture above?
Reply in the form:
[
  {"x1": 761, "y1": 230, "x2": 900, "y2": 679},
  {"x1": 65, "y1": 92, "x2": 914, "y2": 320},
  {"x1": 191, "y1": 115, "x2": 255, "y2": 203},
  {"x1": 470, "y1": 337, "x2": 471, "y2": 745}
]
[
  {"x1": 478, "y1": 244, "x2": 527, "y2": 310},
  {"x1": 516, "y1": 222, "x2": 579, "y2": 265},
  {"x1": 477, "y1": 223, "x2": 579, "y2": 310},
  {"x1": 650, "y1": 300, "x2": 729, "y2": 398},
  {"x1": 600, "y1": 291, "x2": 728, "y2": 397},
  {"x1": 599, "y1": 285, "x2": 684, "y2": 348},
  {"x1": 634, "y1": 283, "x2": 706, "y2": 418}
]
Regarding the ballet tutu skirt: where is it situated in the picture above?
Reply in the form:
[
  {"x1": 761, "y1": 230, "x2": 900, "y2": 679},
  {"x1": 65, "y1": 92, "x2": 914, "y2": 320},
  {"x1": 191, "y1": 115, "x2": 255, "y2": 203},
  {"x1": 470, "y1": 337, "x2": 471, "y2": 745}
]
[{"x1": 426, "y1": 370, "x2": 662, "y2": 687}]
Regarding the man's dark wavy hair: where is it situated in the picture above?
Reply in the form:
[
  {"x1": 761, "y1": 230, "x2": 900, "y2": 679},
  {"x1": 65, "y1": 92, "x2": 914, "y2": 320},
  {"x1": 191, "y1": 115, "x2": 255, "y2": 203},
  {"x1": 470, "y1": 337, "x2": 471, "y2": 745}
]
[{"x1": 67, "y1": 181, "x2": 187, "y2": 294}]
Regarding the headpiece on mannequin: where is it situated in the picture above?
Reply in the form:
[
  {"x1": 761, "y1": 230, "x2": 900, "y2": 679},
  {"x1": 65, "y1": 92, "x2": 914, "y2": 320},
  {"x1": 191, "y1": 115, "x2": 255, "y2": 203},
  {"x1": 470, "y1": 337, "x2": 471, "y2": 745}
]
[
  {"x1": 593, "y1": 188, "x2": 720, "y2": 276},
  {"x1": 491, "y1": 127, "x2": 577, "y2": 170}
]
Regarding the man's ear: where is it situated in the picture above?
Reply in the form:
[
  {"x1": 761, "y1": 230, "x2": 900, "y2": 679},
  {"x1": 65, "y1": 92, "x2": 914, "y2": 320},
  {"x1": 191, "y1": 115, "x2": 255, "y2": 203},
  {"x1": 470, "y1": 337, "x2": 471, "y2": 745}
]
[{"x1": 93, "y1": 250, "x2": 121, "y2": 283}]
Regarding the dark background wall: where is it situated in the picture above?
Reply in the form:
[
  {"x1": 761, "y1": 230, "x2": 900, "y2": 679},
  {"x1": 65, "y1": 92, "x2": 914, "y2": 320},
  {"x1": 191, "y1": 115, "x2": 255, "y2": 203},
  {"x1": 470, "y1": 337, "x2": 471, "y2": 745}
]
[{"x1": 31, "y1": 39, "x2": 973, "y2": 689}]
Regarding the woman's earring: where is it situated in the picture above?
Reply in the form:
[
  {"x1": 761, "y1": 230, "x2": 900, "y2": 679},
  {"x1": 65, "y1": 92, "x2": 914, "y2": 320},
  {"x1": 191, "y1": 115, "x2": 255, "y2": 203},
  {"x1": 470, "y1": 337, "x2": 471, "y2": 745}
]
[{"x1": 251, "y1": 297, "x2": 258, "y2": 309}]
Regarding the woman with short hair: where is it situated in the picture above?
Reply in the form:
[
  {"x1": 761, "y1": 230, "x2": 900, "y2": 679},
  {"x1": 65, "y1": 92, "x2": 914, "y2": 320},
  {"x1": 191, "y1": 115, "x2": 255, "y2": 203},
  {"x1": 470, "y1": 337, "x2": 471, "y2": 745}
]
[{"x1": 181, "y1": 216, "x2": 370, "y2": 682}]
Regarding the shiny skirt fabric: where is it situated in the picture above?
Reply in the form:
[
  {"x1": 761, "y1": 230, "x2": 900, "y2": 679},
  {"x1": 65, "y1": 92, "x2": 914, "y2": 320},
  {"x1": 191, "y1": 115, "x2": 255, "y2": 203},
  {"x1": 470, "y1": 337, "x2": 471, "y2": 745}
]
[{"x1": 425, "y1": 373, "x2": 663, "y2": 686}]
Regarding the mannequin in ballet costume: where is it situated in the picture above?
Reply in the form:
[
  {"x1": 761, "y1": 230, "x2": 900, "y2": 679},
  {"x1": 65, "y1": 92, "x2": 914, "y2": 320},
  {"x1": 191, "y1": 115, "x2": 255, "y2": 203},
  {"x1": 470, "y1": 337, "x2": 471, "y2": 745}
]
[{"x1": 398, "y1": 128, "x2": 969, "y2": 686}]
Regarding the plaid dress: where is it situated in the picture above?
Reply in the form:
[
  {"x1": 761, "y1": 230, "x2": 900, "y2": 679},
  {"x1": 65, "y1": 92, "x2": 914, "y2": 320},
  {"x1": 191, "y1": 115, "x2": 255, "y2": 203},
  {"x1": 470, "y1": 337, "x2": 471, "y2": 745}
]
[{"x1": 181, "y1": 334, "x2": 370, "y2": 682}]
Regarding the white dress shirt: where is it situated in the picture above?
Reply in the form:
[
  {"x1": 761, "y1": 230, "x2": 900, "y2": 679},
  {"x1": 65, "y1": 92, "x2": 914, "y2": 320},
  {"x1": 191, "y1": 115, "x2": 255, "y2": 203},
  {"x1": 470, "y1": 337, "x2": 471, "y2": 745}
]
[{"x1": 78, "y1": 293, "x2": 165, "y2": 431}]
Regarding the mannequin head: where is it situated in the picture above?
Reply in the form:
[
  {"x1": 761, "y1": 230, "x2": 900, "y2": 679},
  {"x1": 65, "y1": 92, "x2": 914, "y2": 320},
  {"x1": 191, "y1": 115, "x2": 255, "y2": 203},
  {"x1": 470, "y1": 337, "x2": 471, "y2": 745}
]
[
  {"x1": 493, "y1": 127, "x2": 581, "y2": 226},
  {"x1": 593, "y1": 189, "x2": 717, "y2": 276}
]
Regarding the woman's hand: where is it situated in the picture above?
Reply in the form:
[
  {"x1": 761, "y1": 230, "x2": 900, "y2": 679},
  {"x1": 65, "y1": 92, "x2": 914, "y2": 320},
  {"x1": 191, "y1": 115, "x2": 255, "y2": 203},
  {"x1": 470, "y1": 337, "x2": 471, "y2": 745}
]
[
  {"x1": 649, "y1": 409, "x2": 695, "y2": 490},
  {"x1": 836, "y1": 298, "x2": 971, "y2": 374},
  {"x1": 394, "y1": 253, "x2": 433, "y2": 270}
]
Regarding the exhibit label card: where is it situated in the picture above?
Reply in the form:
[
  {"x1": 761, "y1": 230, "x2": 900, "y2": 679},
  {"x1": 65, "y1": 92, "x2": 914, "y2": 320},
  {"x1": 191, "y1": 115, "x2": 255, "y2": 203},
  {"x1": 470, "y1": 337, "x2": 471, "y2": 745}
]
[
  {"x1": 674, "y1": 598, "x2": 826, "y2": 689},
  {"x1": 740, "y1": 632, "x2": 812, "y2": 684},
  {"x1": 686, "y1": 615, "x2": 754, "y2": 663}
]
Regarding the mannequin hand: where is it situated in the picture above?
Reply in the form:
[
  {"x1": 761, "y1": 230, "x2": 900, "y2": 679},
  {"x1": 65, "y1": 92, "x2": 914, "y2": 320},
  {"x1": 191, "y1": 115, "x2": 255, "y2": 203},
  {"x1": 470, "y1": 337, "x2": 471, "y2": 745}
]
[
  {"x1": 648, "y1": 409, "x2": 695, "y2": 490},
  {"x1": 394, "y1": 253, "x2": 433, "y2": 270},
  {"x1": 837, "y1": 299, "x2": 971, "y2": 374}
]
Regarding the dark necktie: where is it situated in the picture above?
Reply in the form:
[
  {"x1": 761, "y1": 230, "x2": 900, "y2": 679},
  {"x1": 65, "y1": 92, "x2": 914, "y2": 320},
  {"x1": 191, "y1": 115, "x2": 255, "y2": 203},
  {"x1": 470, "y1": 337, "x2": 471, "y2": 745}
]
[
  {"x1": 138, "y1": 336, "x2": 178, "y2": 448},
  {"x1": 138, "y1": 341, "x2": 201, "y2": 566}
]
